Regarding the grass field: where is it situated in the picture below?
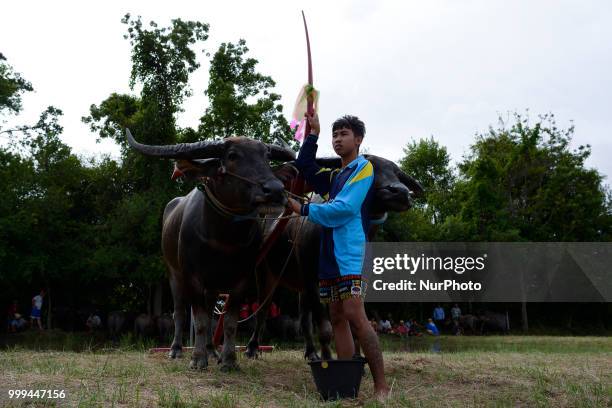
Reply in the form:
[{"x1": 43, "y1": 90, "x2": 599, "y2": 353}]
[{"x1": 0, "y1": 334, "x2": 610, "y2": 407}]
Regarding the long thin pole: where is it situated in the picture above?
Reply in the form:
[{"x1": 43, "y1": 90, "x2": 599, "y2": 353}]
[{"x1": 302, "y1": 10, "x2": 314, "y2": 135}]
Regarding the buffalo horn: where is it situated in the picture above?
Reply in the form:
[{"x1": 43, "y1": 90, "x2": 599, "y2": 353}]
[
  {"x1": 315, "y1": 157, "x2": 342, "y2": 168},
  {"x1": 126, "y1": 128, "x2": 225, "y2": 159},
  {"x1": 267, "y1": 144, "x2": 296, "y2": 162}
]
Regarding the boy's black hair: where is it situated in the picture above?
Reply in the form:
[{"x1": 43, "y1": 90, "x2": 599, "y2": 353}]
[{"x1": 332, "y1": 115, "x2": 366, "y2": 138}]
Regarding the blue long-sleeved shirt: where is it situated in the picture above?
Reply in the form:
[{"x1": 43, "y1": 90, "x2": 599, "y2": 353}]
[{"x1": 295, "y1": 134, "x2": 374, "y2": 279}]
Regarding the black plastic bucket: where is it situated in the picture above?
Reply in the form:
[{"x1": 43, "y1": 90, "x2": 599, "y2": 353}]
[{"x1": 308, "y1": 359, "x2": 366, "y2": 400}]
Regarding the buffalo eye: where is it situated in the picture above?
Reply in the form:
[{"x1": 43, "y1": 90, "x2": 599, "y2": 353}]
[{"x1": 227, "y1": 151, "x2": 239, "y2": 161}]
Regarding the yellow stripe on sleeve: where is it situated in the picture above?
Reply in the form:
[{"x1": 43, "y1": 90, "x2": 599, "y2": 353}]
[{"x1": 348, "y1": 161, "x2": 373, "y2": 184}]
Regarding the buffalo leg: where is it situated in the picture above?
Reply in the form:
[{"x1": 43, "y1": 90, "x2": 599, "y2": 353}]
[
  {"x1": 245, "y1": 303, "x2": 269, "y2": 359},
  {"x1": 220, "y1": 280, "x2": 247, "y2": 371},
  {"x1": 300, "y1": 284, "x2": 333, "y2": 361},
  {"x1": 312, "y1": 297, "x2": 333, "y2": 360},
  {"x1": 299, "y1": 292, "x2": 317, "y2": 360},
  {"x1": 169, "y1": 277, "x2": 185, "y2": 359},
  {"x1": 220, "y1": 310, "x2": 239, "y2": 371},
  {"x1": 206, "y1": 315, "x2": 220, "y2": 362},
  {"x1": 246, "y1": 265, "x2": 274, "y2": 359},
  {"x1": 189, "y1": 297, "x2": 213, "y2": 370}
]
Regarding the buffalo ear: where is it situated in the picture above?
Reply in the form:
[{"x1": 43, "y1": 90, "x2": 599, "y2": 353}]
[
  {"x1": 172, "y1": 158, "x2": 221, "y2": 181},
  {"x1": 272, "y1": 163, "x2": 298, "y2": 183}
]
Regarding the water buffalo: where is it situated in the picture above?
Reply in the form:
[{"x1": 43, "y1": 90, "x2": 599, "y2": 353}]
[
  {"x1": 457, "y1": 314, "x2": 481, "y2": 335},
  {"x1": 156, "y1": 313, "x2": 174, "y2": 342},
  {"x1": 134, "y1": 314, "x2": 155, "y2": 338},
  {"x1": 245, "y1": 154, "x2": 423, "y2": 360},
  {"x1": 479, "y1": 311, "x2": 509, "y2": 335},
  {"x1": 108, "y1": 311, "x2": 135, "y2": 342},
  {"x1": 126, "y1": 129, "x2": 295, "y2": 371}
]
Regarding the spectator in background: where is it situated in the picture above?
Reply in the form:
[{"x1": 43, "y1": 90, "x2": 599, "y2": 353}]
[
  {"x1": 268, "y1": 302, "x2": 280, "y2": 319},
  {"x1": 370, "y1": 318, "x2": 379, "y2": 333},
  {"x1": 30, "y1": 289, "x2": 45, "y2": 331},
  {"x1": 7, "y1": 301, "x2": 28, "y2": 333},
  {"x1": 7, "y1": 300, "x2": 18, "y2": 332},
  {"x1": 250, "y1": 300, "x2": 260, "y2": 316},
  {"x1": 379, "y1": 318, "x2": 392, "y2": 333},
  {"x1": 433, "y1": 304, "x2": 445, "y2": 324},
  {"x1": 86, "y1": 313, "x2": 102, "y2": 333},
  {"x1": 395, "y1": 320, "x2": 408, "y2": 337},
  {"x1": 451, "y1": 304, "x2": 462, "y2": 335},
  {"x1": 451, "y1": 304, "x2": 462, "y2": 322},
  {"x1": 239, "y1": 301, "x2": 250, "y2": 321},
  {"x1": 11, "y1": 313, "x2": 28, "y2": 332},
  {"x1": 425, "y1": 318, "x2": 440, "y2": 336},
  {"x1": 408, "y1": 319, "x2": 422, "y2": 337}
]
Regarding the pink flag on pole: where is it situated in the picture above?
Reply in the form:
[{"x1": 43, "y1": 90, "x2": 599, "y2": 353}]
[{"x1": 290, "y1": 84, "x2": 319, "y2": 143}]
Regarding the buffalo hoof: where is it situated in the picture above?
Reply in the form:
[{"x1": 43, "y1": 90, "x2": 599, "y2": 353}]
[
  {"x1": 321, "y1": 349, "x2": 333, "y2": 361},
  {"x1": 207, "y1": 348, "x2": 220, "y2": 362},
  {"x1": 168, "y1": 347, "x2": 182, "y2": 359},
  {"x1": 305, "y1": 351, "x2": 320, "y2": 361},
  {"x1": 189, "y1": 355, "x2": 208, "y2": 370},
  {"x1": 245, "y1": 347, "x2": 259, "y2": 359},
  {"x1": 219, "y1": 362, "x2": 240, "y2": 372}
]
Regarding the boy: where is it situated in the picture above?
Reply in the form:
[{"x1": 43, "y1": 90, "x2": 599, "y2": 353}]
[{"x1": 287, "y1": 112, "x2": 389, "y2": 398}]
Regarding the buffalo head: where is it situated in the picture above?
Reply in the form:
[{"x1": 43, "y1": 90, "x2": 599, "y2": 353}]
[
  {"x1": 314, "y1": 155, "x2": 424, "y2": 216},
  {"x1": 126, "y1": 129, "x2": 296, "y2": 210}
]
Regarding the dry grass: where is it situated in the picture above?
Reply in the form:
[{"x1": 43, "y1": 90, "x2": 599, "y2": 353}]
[{"x1": 0, "y1": 336, "x2": 610, "y2": 407}]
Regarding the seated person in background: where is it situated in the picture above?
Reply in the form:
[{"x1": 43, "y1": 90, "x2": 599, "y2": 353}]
[
  {"x1": 239, "y1": 302, "x2": 250, "y2": 321},
  {"x1": 10, "y1": 313, "x2": 28, "y2": 332},
  {"x1": 379, "y1": 318, "x2": 392, "y2": 333},
  {"x1": 370, "y1": 318, "x2": 379, "y2": 332},
  {"x1": 86, "y1": 314, "x2": 102, "y2": 333},
  {"x1": 268, "y1": 302, "x2": 280, "y2": 320},
  {"x1": 7, "y1": 300, "x2": 18, "y2": 332},
  {"x1": 425, "y1": 318, "x2": 440, "y2": 336},
  {"x1": 250, "y1": 300, "x2": 259, "y2": 315},
  {"x1": 395, "y1": 320, "x2": 408, "y2": 337},
  {"x1": 409, "y1": 319, "x2": 423, "y2": 336}
]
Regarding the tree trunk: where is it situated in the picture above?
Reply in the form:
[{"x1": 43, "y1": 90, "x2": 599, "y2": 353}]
[
  {"x1": 521, "y1": 301, "x2": 528, "y2": 332},
  {"x1": 147, "y1": 284, "x2": 152, "y2": 316},
  {"x1": 46, "y1": 287, "x2": 52, "y2": 330}
]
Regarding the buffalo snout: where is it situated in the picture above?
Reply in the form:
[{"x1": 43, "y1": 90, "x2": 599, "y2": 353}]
[
  {"x1": 376, "y1": 183, "x2": 412, "y2": 210},
  {"x1": 256, "y1": 178, "x2": 286, "y2": 205}
]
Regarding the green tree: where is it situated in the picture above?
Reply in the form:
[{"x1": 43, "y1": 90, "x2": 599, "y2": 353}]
[
  {"x1": 0, "y1": 52, "x2": 33, "y2": 117},
  {"x1": 457, "y1": 113, "x2": 611, "y2": 241},
  {"x1": 0, "y1": 54, "x2": 60, "y2": 140},
  {"x1": 399, "y1": 137, "x2": 456, "y2": 223},
  {"x1": 82, "y1": 15, "x2": 210, "y2": 313},
  {"x1": 198, "y1": 39, "x2": 295, "y2": 147},
  {"x1": 381, "y1": 137, "x2": 461, "y2": 242}
]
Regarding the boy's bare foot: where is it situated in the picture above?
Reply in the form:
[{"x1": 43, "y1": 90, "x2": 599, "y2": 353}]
[{"x1": 374, "y1": 385, "x2": 390, "y2": 402}]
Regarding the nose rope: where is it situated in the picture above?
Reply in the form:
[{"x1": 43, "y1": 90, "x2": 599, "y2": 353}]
[
  {"x1": 219, "y1": 168, "x2": 310, "y2": 202},
  {"x1": 197, "y1": 176, "x2": 310, "y2": 222}
]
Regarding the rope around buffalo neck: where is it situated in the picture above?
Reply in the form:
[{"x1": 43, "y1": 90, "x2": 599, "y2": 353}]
[
  {"x1": 197, "y1": 177, "x2": 309, "y2": 221},
  {"x1": 214, "y1": 213, "x2": 307, "y2": 324}
]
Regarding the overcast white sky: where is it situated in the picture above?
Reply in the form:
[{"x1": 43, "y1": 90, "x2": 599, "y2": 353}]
[{"x1": 2, "y1": 0, "x2": 611, "y2": 182}]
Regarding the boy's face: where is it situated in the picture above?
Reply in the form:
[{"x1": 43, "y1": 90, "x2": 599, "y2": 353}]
[{"x1": 332, "y1": 126, "x2": 362, "y2": 157}]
